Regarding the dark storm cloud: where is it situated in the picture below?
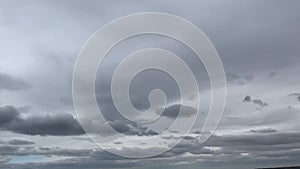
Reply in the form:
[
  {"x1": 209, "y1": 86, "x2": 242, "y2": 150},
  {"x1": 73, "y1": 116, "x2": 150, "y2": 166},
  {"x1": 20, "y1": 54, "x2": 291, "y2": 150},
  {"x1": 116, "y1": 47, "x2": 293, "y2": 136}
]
[
  {"x1": 10, "y1": 113, "x2": 85, "y2": 136},
  {"x1": 0, "y1": 106, "x2": 19, "y2": 124},
  {"x1": 0, "y1": 73, "x2": 31, "y2": 91},
  {"x1": 0, "y1": 105, "x2": 157, "y2": 136},
  {"x1": 0, "y1": 105, "x2": 84, "y2": 136}
]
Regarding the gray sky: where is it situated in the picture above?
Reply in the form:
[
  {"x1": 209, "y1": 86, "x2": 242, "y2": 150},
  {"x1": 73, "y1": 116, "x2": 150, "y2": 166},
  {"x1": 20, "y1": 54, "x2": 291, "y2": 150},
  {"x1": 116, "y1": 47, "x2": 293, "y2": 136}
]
[{"x1": 0, "y1": 0, "x2": 300, "y2": 168}]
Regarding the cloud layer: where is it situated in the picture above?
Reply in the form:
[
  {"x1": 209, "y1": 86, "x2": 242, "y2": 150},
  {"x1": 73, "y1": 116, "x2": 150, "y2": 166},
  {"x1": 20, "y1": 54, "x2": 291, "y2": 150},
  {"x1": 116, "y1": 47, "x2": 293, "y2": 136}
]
[{"x1": 0, "y1": 106, "x2": 84, "y2": 136}]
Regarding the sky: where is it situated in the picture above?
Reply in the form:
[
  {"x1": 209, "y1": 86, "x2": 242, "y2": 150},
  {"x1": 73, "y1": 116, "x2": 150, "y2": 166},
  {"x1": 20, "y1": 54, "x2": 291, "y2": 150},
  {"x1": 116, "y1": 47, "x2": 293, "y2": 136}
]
[{"x1": 0, "y1": 0, "x2": 300, "y2": 168}]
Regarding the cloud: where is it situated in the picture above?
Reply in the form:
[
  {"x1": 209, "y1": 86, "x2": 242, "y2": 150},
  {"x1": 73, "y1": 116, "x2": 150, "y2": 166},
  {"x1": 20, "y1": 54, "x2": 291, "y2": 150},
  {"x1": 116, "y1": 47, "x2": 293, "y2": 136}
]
[
  {"x1": 109, "y1": 120, "x2": 158, "y2": 136},
  {"x1": 0, "y1": 105, "x2": 84, "y2": 136},
  {"x1": 0, "y1": 106, "x2": 19, "y2": 124},
  {"x1": 249, "y1": 128, "x2": 277, "y2": 134},
  {"x1": 268, "y1": 72, "x2": 277, "y2": 77},
  {"x1": 0, "y1": 145, "x2": 19, "y2": 156},
  {"x1": 243, "y1": 95, "x2": 252, "y2": 102},
  {"x1": 11, "y1": 113, "x2": 85, "y2": 136},
  {"x1": 207, "y1": 132, "x2": 300, "y2": 147},
  {"x1": 0, "y1": 73, "x2": 31, "y2": 91},
  {"x1": 243, "y1": 96, "x2": 268, "y2": 108},
  {"x1": 226, "y1": 73, "x2": 240, "y2": 82},
  {"x1": 0, "y1": 105, "x2": 157, "y2": 137},
  {"x1": 0, "y1": 144, "x2": 92, "y2": 157},
  {"x1": 252, "y1": 99, "x2": 268, "y2": 107},
  {"x1": 289, "y1": 93, "x2": 300, "y2": 102},
  {"x1": 8, "y1": 139, "x2": 35, "y2": 145},
  {"x1": 156, "y1": 104, "x2": 197, "y2": 119},
  {"x1": 0, "y1": 156, "x2": 10, "y2": 164},
  {"x1": 226, "y1": 73, "x2": 253, "y2": 84}
]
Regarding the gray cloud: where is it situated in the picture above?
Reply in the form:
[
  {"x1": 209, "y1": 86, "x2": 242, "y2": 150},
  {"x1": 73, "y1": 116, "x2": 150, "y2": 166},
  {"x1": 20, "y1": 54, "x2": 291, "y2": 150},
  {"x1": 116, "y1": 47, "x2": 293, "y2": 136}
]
[
  {"x1": 268, "y1": 72, "x2": 277, "y2": 77},
  {"x1": 226, "y1": 73, "x2": 253, "y2": 84},
  {"x1": 207, "y1": 132, "x2": 300, "y2": 147},
  {"x1": 0, "y1": 145, "x2": 19, "y2": 156},
  {"x1": 226, "y1": 73, "x2": 253, "y2": 85},
  {"x1": 0, "y1": 156, "x2": 10, "y2": 164},
  {"x1": 243, "y1": 95, "x2": 252, "y2": 102},
  {"x1": 253, "y1": 99, "x2": 268, "y2": 108},
  {"x1": 226, "y1": 73, "x2": 240, "y2": 82},
  {"x1": 0, "y1": 105, "x2": 157, "y2": 137},
  {"x1": 0, "y1": 105, "x2": 84, "y2": 136},
  {"x1": 289, "y1": 93, "x2": 300, "y2": 102},
  {"x1": 7, "y1": 139, "x2": 35, "y2": 145},
  {"x1": 10, "y1": 113, "x2": 85, "y2": 136},
  {"x1": 250, "y1": 128, "x2": 278, "y2": 134},
  {"x1": 0, "y1": 144, "x2": 91, "y2": 157},
  {"x1": 0, "y1": 106, "x2": 19, "y2": 124},
  {"x1": 109, "y1": 120, "x2": 158, "y2": 136},
  {"x1": 156, "y1": 104, "x2": 197, "y2": 119},
  {"x1": 243, "y1": 96, "x2": 268, "y2": 108},
  {"x1": 0, "y1": 73, "x2": 31, "y2": 91}
]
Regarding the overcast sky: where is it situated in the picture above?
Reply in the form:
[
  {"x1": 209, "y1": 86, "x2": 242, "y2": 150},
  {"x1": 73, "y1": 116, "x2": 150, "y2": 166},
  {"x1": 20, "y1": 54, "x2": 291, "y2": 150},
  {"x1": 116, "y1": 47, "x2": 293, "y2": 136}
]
[{"x1": 0, "y1": 0, "x2": 300, "y2": 168}]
